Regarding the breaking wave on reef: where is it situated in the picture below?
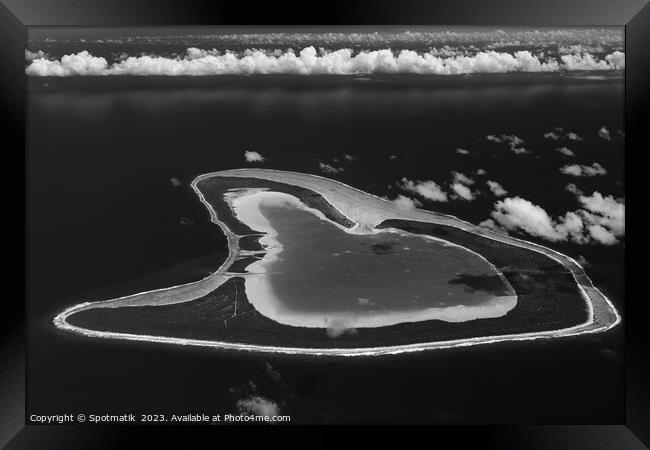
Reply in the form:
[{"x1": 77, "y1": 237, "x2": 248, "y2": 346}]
[{"x1": 25, "y1": 47, "x2": 625, "y2": 76}]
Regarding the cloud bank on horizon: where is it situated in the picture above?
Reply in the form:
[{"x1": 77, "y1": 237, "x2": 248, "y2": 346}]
[{"x1": 25, "y1": 47, "x2": 625, "y2": 76}]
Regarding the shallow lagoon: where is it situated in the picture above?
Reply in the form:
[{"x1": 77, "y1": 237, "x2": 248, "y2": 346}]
[{"x1": 234, "y1": 192, "x2": 517, "y2": 328}]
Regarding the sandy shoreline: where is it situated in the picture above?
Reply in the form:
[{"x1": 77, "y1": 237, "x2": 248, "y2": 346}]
[{"x1": 53, "y1": 169, "x2": 621, "y2": 356}]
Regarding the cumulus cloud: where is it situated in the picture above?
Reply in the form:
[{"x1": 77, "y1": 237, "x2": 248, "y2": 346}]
[
  {"x1": 244, "y1": 150, "x2": 266, "y2": 163},
  {"x1": 604, "y1": 51, "x2": 625, "y2": 69},
  {"x1": 560, "y1": 162, "x2": 607, "y2": 177},
  {"x1": 578, "y1": 191, "x2": 625, "y2": 238},
  {"x1": 456, "y1": 147, "x2": 470, "y2": 155},
  {"x1": 475, "y1": 168, "x2": 488, "y2": 175},
  {"x1": 598, "y1": 126, "x2": 611, "y2": 140},
  {"x1": 565, "y1": 183, "x2": 582, "y2": 195},
  {"x1": 543, "y1": 127, "x2": 583, "y2": 141},
  {"x1": 236, "y1": 396, "x2": 281, "y2": 416},
  {"x1": 561, "y1": 51, "x2": 625, "y2": 70},
  {"x1": 510, "y1": 146, "x2": 530, "y2": 155},
  {"x1": 451, "y1": 171, "x2": 475, "y2": 185},
  {"x1": 555, "y1": 146, "x2": 575, "y2": 157},
  {"x1": 480, "y1": 191, "x2": 624, "y2": 245},
  {"x1": 587, "y1": 224, "x2": 617, "y2": 245},
  {"x1": 450, "y1": 183, "x2": 475, "y2": 201},
  {"x1": 447, "y1": 171, "x2": 477, "y2": 201},
  {"x1": 484, "y1": 197, "x2": 585, "y2": 243},
  {"x1": 26, "y1": 50, "x2": 109, "y2": 76},
  {"x1": 398, "y1": 173, "x2": 479, "y2": 203},
  {"x1": 398, "y1": 177, "x2": 448, "y2": 202},
  {"x1": 343, "y1": 154, "x2": 357, "y2": 161},
  {"x1": 478, "y1": 218, "x2": 509, "y2": 235},
  {"x1": 170, "y1": 177, "x2": 183, "y2": 187},
  {"x1": 389, "y1": 155, "x2": 398, "y2": 160},
  {"x1": 25, "y1": 49, "x2": 47, "y2": 61},
  {"x1": 485, "y1": 134, "x2": 528, "y2": 154},
  {"x1": 318, "y1": 161, "x2": 343, "y2": 174},
  {"x1": 391, "y1": 194, "x2": 423, "y2": 210},
  {"x1": 25, "y1": 47, "x2": 626, "y2": 77},
  {"x1": 486, "y1": 180, "x2": 508, "y2": 196}
]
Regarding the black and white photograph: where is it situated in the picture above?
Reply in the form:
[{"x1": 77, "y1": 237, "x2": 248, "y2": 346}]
[
  {"x1": 23, "y1": 25, "x2": 628, "y2": 426},
  {"x1": 3, "y1": 0, "x2": 648, "y2": 443}
]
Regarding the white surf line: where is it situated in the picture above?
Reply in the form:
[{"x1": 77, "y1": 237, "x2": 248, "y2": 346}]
[{"x1": 53, "y1": 169, "x2": 621, "y2": 357}]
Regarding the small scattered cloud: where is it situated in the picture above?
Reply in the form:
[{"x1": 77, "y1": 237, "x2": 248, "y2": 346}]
[
  {"x1": 475, "y1": 168, "x2": 488, "y2": 176},
  {"x1": 543, "y1": 127, "x2": 583, "y2": 141},
  {"x1": 170, "y1": 177, "x2": 183, "y2": 187},
  {"x1": 389, "y1": 155, "x2": 398, "y2": 160},
  {"x1": 244, "y1": 150, "x2": 266, "y2": 163},
  {"x1": 318, "y1": 161, "x2": 344, "y2": 174},
  {"x1": 449, "y1": 171, "x2": 477, "y2": 201},
  {"x1": 560, "y1": 162, "x2": 607, "y2": 177},
  {"x1": 555, "y1": 146, "x2": 575, "y2": 157},
  {"x1": 325, "y1": 318, "x2": 358, "y2": 338},
  {"x1": 398, "y1": 177, "x2": 448, "y2": 202},
  {"x1": 397, "y1": 172, "x2": 479, "y2": 203},
  {"x1": 356, "y1": 297, "x2": 375, "y2": 306},
  {"x1": 478, "y1": 218, "x2": 509, "y2": 235},
  {"x1": 565, "y1": 183, "x2": 582, "y2": 195},
  {"x1": 179, "y1": 217, "x2": 194, "y2": 226},
  {"x1": 485, "y1": 134, "x2": 528, "y2": 154},
  {"x1": 237, "y1": 396, "x2": 281, "y2": 416},
  {"x1": 230, "y1": 375, "x2": 286, "y2": 420},
  {"x1": 456, "y1": 147, "x2": 470, "y2": 155},
  {"x1": 486, "y1": 180, "x2": 508, "y2": 197},
  {"x1": 451, "y1": 171, "x2": 475, "y2": 185},
  {"x1": 343, "y1": 154, "x2": 357, "y2": 161},
  {"x1": 598, "y1": 126, "x2": 611, "y2": 140},
  {"x1": 450, "y1": 183, "x2": 475, "y2": 201},
  {"x1": 390, "y1": 194, "x2": 423, "y2": 210}
]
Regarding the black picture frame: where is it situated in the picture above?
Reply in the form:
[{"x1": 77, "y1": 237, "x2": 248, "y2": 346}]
[{"x1": 2, "y1": 0, "x2": 647, "y2": 447}]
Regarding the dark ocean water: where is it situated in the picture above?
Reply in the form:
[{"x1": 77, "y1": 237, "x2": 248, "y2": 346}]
[{"x1": 27, "y1": 72, "x2": 624, "y2": 423}]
